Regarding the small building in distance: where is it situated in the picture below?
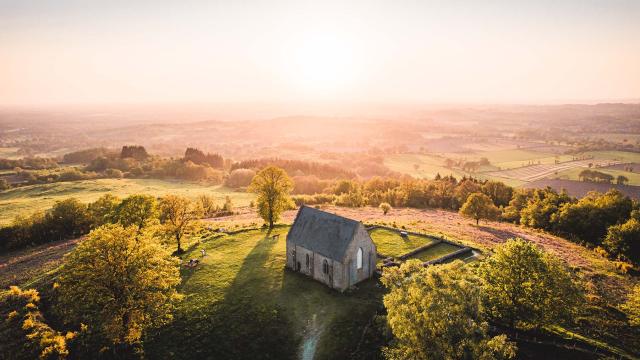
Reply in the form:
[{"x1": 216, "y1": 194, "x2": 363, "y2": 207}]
[{"x1": 286, "y1": 206, "x2": 377, "y2": 291}]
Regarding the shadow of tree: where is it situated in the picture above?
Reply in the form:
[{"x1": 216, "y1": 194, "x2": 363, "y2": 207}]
[
  {"x1": 477, "y1": 225, "x2": 521, "y2": 242},
  {"x1": 148, "y1": 227, "x2": 297, "y2": 360}
]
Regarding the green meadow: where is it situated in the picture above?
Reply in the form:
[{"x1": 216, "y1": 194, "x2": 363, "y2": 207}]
[
  {"x1": 145, "y1": 226, "x2": 383, "y2": 359},
  {"x1": 0, "y1": 179, "x2": 254, "y2": 225}
]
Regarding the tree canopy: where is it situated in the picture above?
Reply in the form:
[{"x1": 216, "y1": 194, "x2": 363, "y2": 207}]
[
  {"x1": 459, "y1": 192, "x2": 500, "y2": 225},
  {"x1": 159, "y1": 195, "x2": 203, "y2": 254},
  {"x1": 381, "y1": 260, "x2": 517, "y2": 360},
  {"x1": 478, "y1": 238, "x2": 583, "y2": 330},
  {"x1": 56, "y1": 224, "x2": 182, "y2": 355},
  {"x1": 114, "y1": 194, "x2": 158, "y2": 231},
  {"x1": 248, "y1": 166, "x2": 293, "y2": 228}
]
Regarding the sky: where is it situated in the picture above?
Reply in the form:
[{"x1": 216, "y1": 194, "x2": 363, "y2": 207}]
[{"x1": 1, "y1": 0, "x2": 639, "y2": 106}]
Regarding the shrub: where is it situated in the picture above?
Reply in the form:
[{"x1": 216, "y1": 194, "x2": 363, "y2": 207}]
[
  {"x1": 104, "y1": 168, "x2": 124, "y2": 178},
  {"x1": 225, "y1": 168, "x2": 256, "y2": 188}
]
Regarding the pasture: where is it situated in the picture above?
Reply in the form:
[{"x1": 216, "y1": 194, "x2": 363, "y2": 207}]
[
  {"x1": 484, "y1": 159, "x2": 621, "y2": 183},
  {"x1": 553, "y1": 167, "x2": 640, "y2": 186},
  {"x1": 0, "y1": 179, "x2": 253, "y2": 225},
  {"x1": 384, "y1": 153, "x2": 467, "y2": 179}
]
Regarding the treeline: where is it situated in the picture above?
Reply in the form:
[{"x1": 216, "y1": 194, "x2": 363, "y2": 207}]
[
  {"x1": 292, "y1": 175, "x2": 513, "y2": 210},
  {"x1": 0, "y1": 157, "x2": 58, "y2": 170},
  {"x1": 292, "y1": 175, "x2": 639, "y2": 265},
  {"x1": 62, "y1": 147, "x2": 115, "y2": 163},
  {"x1": 579, "y1": 169, "x2": 629, "y2": 185},
  {"x1": 87, "y1": 146, "x2": 225, "y2": 181},
  {"x1": 0, "y1": 193, "x2": 234, "y2": 253},
  {"x1": 503, "y1": 187, "x2": 639, "y2": 264},
  {"x1": 231, "y1": 158, "x2": 356, "y2": 180}
]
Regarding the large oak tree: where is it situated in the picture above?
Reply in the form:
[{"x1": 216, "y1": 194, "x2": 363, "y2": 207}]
[{"x1": 248, "y1": 166, "x2": 293, "y2": 228}]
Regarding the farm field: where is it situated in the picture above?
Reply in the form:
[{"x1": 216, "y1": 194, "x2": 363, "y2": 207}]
[
  {"x1": 523, "y1": 179, "x2": 640, "y2": 200},
  {"x1": 0, "y1": 147, "x2": 20, "y2": 159},
  {"x1": 384, "y1": 153, "x2": 467, "y2": 179},
  {"x1": 553, "y1": 167, "x2": 640, "y2": 186},
  {"x1": 0, "y1": 179, "x2": 253, "y2": 225},
  {"x1": 368, "y1": 227, "x2": 436, "y2": 257},
  {"x1": 2, "y1": 206, "x2": 639, "y2": 358},
  {"x1": 584, "y1": 133, "x2": 640, "y2": 144},
  {"x1": 604, "y1": 162, "x2": 640, "y2": 172},
  {"x1": 484, "y1": 159, "x2": 622, "y2": 182},
  {"x1": 584, "y1": 151, "x2": 640, "y2": 163}
]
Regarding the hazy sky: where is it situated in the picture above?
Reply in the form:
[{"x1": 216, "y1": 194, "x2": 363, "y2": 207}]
[{"x1": 1, "y1": 0, "x2": 639, "y2": 106}]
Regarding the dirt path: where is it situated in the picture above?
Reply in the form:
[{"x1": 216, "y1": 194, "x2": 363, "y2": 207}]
[{"x1": 300, "y1": 313, "x2": 323, "y2": 360}]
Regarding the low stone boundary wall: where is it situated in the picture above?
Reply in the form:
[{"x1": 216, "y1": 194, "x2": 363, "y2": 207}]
[
  {"x1": 369, "y1": 225, "x2": 477, "y2": 273},
  {"x1": 422, "y1": 247, "x2": 473, "y2": 266},
  {"x1": 397, "y1": 240, "x2": 444, "y2": 260}
]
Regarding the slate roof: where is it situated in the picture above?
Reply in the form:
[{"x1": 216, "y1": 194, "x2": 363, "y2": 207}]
[{"x1": 287, "y1": 206, "x2": 363, "y2": 261}]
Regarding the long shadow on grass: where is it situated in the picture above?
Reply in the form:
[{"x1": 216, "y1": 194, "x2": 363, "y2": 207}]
[
  {"x1": 148, "y1": 227, "x2": 297, "y2": 360},
  {"x1": 477, "y1": 225, "x2": 521, "y2": 242}
]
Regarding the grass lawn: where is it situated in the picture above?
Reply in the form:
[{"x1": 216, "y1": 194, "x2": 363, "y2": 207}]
[
  {"x1": 0, "y1": 179, "x2": 254, "y2": 225},
  {"x1": 409, "y1": 243, "x2": 462, "y2": 262},
  {"x1": 368, "y1": 228, "x2": 435, "y2": 257},
  {"x1": 145, "y1": 226, "x2": 384, "y2": 359}
]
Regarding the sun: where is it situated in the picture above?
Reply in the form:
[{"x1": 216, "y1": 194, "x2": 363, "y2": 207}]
[{"x1": 283, "y1": 29, "x2": 361, "y2": 97}]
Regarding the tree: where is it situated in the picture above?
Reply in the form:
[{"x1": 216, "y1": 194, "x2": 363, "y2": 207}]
[
  {"x1": 552, "y1": 189, "x2": 632, "y2": 245},
  {"x1": 56, "y1": 225, "x2": 182, "y2": 355},
  {"x1": 87, "y1": 194, "x2": 120, "y2": 227},
  {"x1": 114, "y1": 194, "x2": 158, "y2": 231},
  {"x1": 621, "y1": 285, "x2": 640, "y2": 327},
  {"x1": 482, "y1": 181, "x2": 514, "y2": 207},
  {"x1": 603, "y1": 218, "x2": 640, "y2": 264},
  {"x1": 248, "y1": 166, "x2": 293, "y2": 228},
  {"x1": 379, "y1": 202, "x2": 392, "y2": 215},
  {"x1": 455, "y1": 179, "x2": 482, "y2": 206},
  {"x1": 381, "y1": 260, "x2": 517, "y2": 360},
  {"x1": 617, "y1": 175, "x2": 629, "y2": 185},
  {"x1": 198, "y1": 194, "x2": 218, "y2": 218},
  {"x1": 225, "y1": 168, "x2": 256, "y2": 188},
  {"x1": 478, "y1": 238, "x2": 583, "y2": 330},
  {"x1": 459, "y1": 192, "x2": 500, "y2": 225},
  {"x1": 45, "y1": 198, "x2": 92, "y2": 241},
  {"x1": 159, "y1": 195, "x2": 203, "y2": 254},
  {"x1": 519, "y1": 188, "x2": 571, "y2": 231}
]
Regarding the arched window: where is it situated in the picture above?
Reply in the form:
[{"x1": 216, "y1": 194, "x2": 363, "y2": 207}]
[
  {"x1": 323, "y1": 260, "x2": 329, "y2": 274},
  {"x1": 306, "y1": 254, "x2": 310, "y2": 268},
  {"x1": 357, "y1": 248, "x2": 363, "y2": 269}
]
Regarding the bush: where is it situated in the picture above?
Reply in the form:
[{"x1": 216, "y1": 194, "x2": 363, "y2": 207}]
[
  {"x1": 225, "y1": 168, "x2": 256, "y2": 188},
  {"x1": 291, "y1": 193, "x2": 336, "y2": 206},
  {"x1": 0, "y1": 178, "x2": 9, "y2": 190},
  {"x1": 104, "y1": 168, "x2": 124, "y2": 178}
]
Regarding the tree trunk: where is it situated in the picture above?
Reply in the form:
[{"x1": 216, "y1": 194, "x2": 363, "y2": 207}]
[
  {"x1": 176, "y1": 233, "x2": 182, "y2": 253},
  {"x1": 476, "y1": 218, "x2": 479, "y2": 225}
]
